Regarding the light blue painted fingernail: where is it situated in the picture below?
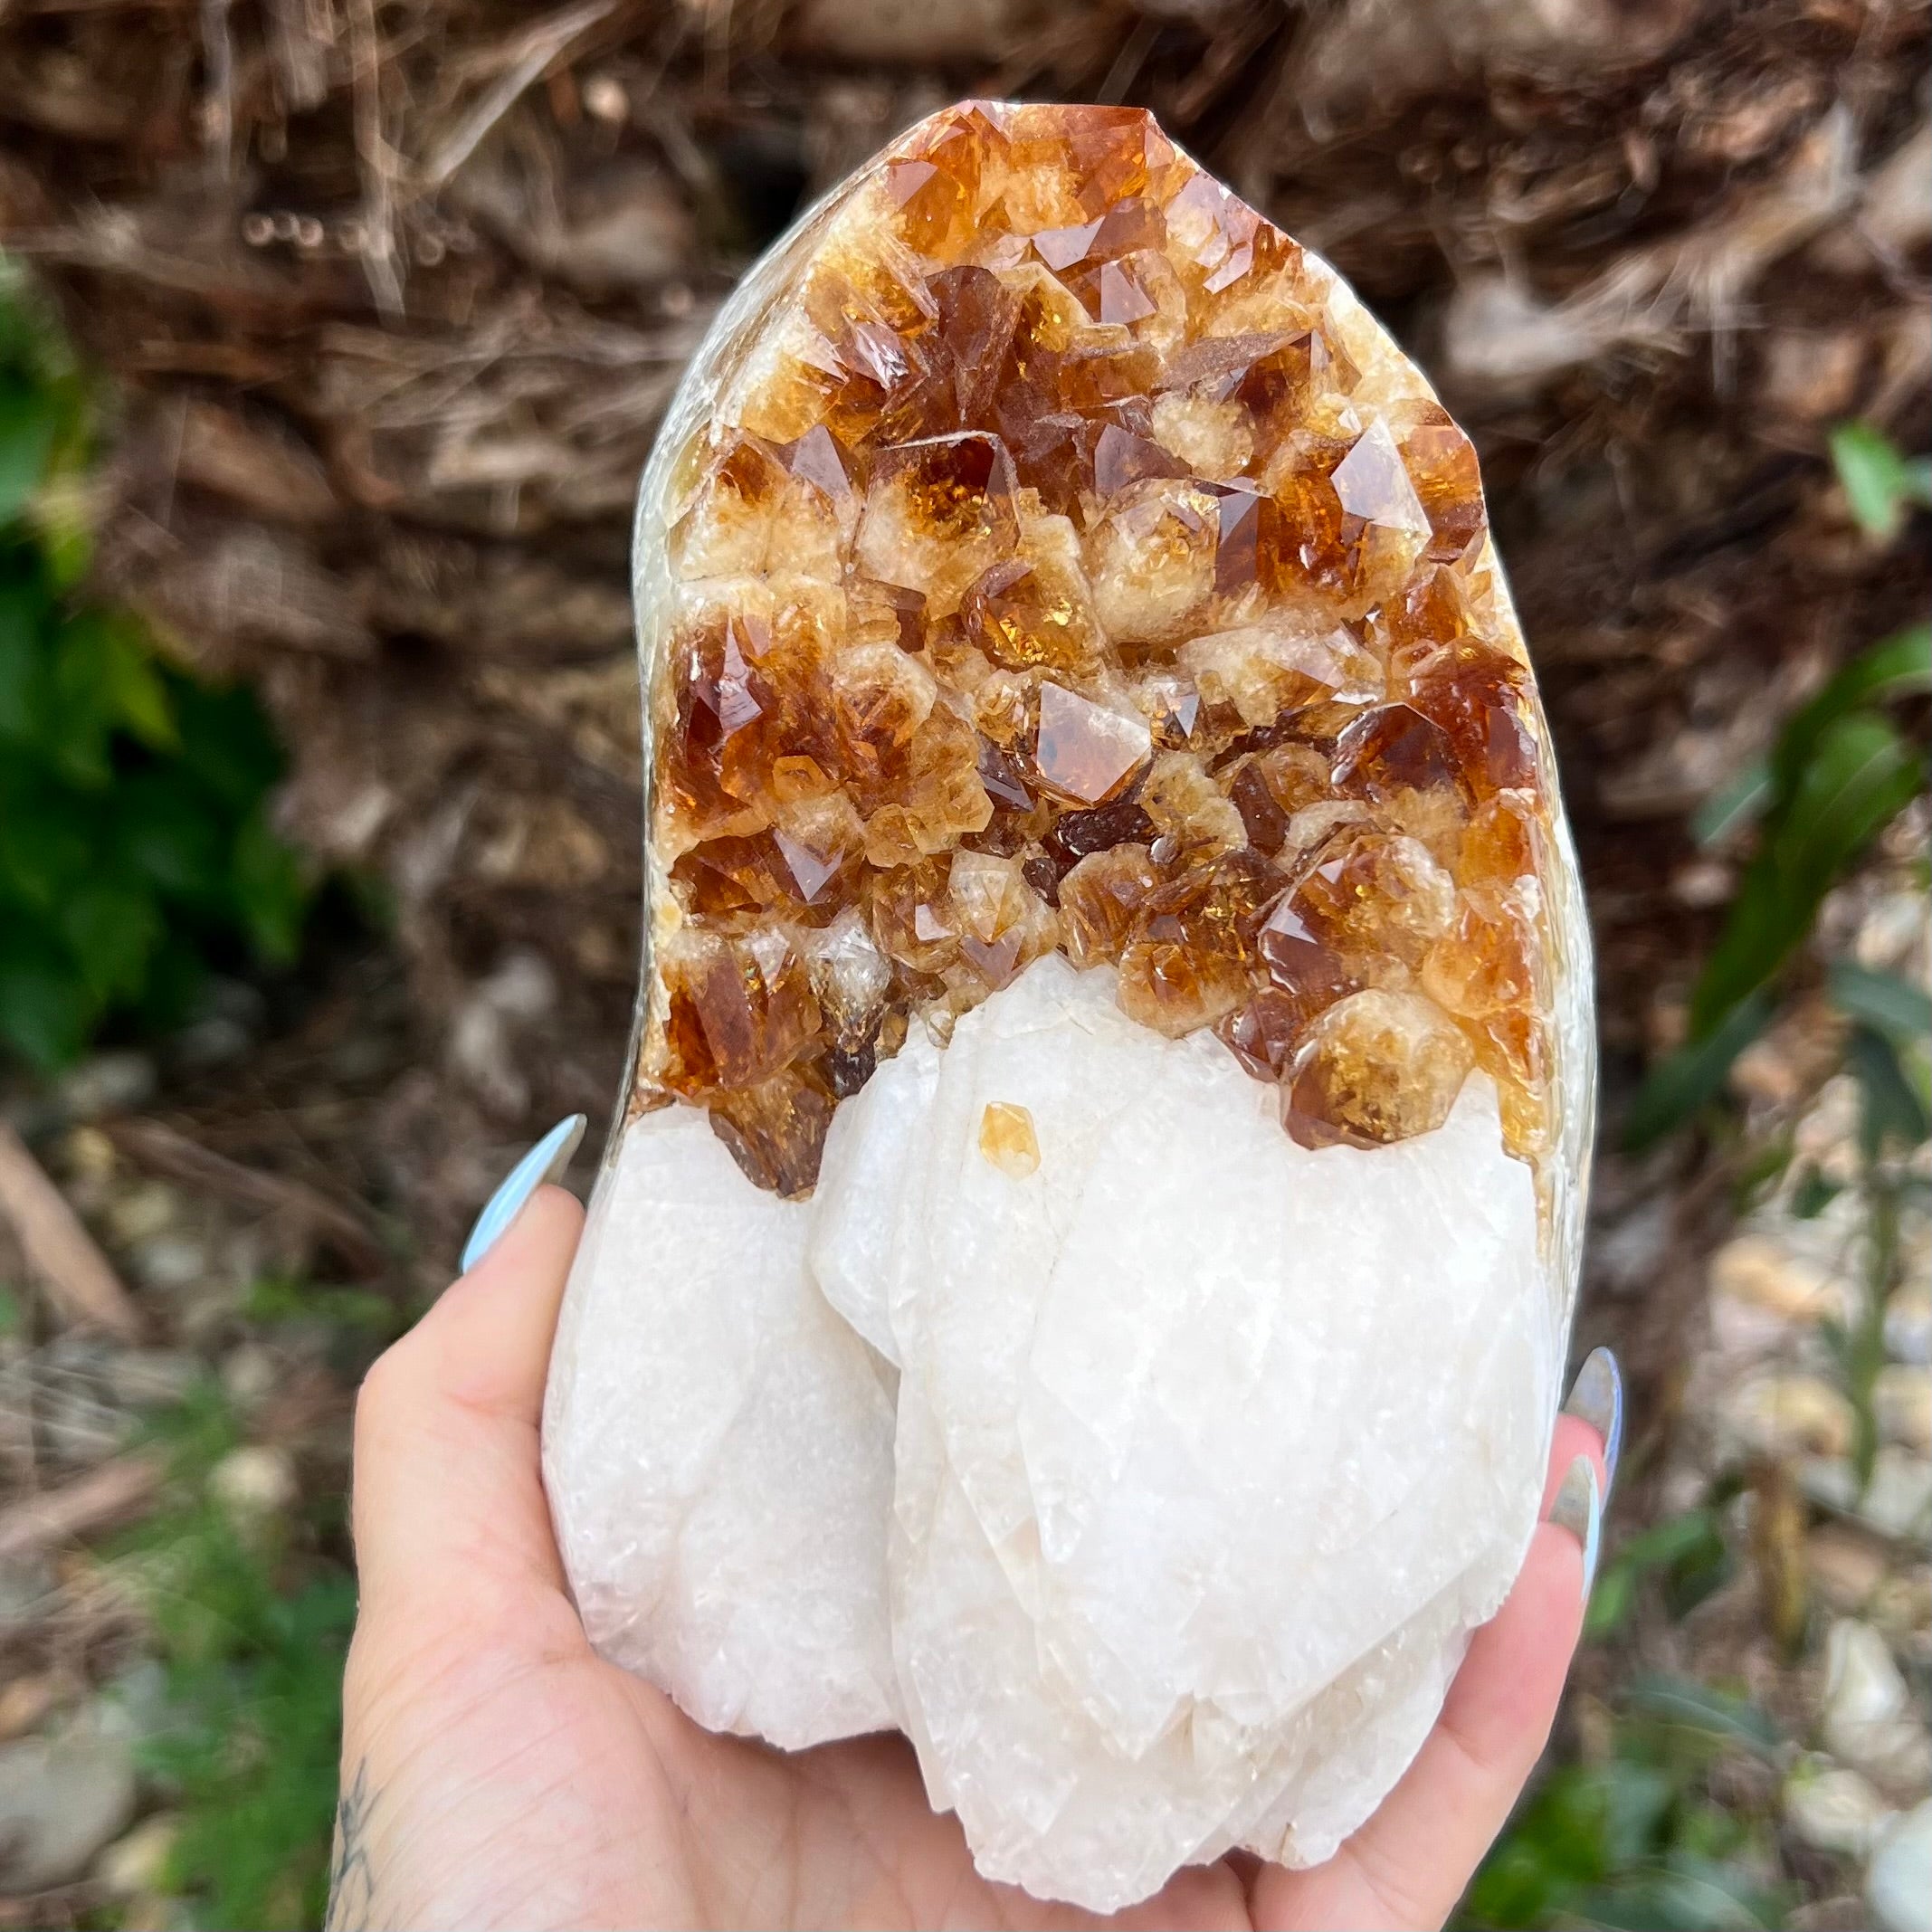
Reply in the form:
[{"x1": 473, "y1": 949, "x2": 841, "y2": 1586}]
[
  {"x1": 460, "y1": 1115, "x2": 586, "y2": 1274},
  {"x1": 1564, "y1": 1345, "x2": 1623, "y2": 1496},
  {"x1": 1548, "y1": 1455, "x2": 1601, "y2": 1600}
]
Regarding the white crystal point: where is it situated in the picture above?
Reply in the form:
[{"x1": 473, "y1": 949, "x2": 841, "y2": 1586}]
[
  {"x1": 804, "y1": 1023, "x2": 942, "y2": 1366},
  {"x1": 852, "y1": 956, "x2": 1557, "y2": 1908},
  {"x1": 541, "y1": 1103, "x2": 899, "y2": 1745}
]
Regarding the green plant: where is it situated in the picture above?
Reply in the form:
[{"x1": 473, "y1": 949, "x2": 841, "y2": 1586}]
[
  {"x1": 1819, "y1": 959, "x2": 1929, "y2": 1490},
  {"x1": 111, "y1": 1379, "x2": 353, "y2": 1931},
  {"x1": 1584, "y1": 1501, "x2": 1734, "y2": 1643},
  {"x1": 0, "y1": 262, "x2": 312, "y2": 1070},
  {"x1": 1462, "y1": 1677, "x2": 1791, "y2": 1931},
  {"x1": 243, "y1": 1271, "x2": 404, "y2": 1339},
  {"x1": 1625, "y1": 421, "x2": 1930, "y2": 1151},
  {"x1": 1828, "y1": 421, "x2": 1932, "y2": 544}
]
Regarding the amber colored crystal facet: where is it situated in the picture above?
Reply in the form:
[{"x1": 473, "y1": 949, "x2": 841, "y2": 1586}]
[{"x1": 642, "y1": 101, "x2": 1557, "y2": 1190}]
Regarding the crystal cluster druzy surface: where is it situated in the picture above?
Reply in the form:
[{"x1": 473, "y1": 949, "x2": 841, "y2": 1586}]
[{"x1": 543, "y1": 101, "x2": 1595, "y2": 1912}]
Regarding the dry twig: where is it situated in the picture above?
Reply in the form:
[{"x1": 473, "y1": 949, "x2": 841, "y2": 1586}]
[
  {"x1": 0, "y1": 1124, "x2": 143, "y2": 1343},
  {"x1": 0, "y1": 1454, "x2": 162, "y2": 1564},
  {"x1": 104, "y1": 1118, "x2": 391, "y2": 1280}
]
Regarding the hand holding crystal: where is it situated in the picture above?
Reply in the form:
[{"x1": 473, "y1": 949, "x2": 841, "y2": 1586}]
[{"x1": 330, "y1": 1175, "x2": 1615, "y2": 1932}]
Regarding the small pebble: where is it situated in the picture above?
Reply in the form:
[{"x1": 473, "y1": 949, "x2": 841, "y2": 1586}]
[
  {"x1": 1722, "y1": 1372, "x2": 1855, "y2": 1460},
  {"x1": 1708, "y1": 1234, "x2": 1847, "y2": 1323},
  {"x1": 210, "y1": 1446, "x2": 300, "y2": 1520},
  {"x1": 1884, "y1": 1285, "x2": 1931, "y2": 1367},
  {"x1": 0, "y1": 1702, "x2": 138, "y2": 1891},
  {"x1": 95, "y1": 1813, "x2": 179, "y2": 1897},
  {"x1": 1875, "y1": 1366, "x2": 1932, "y2": 1453},
  {"x1": 1784, "y1": 1755, "x2": 1895, "y2": 1857},
  {"x1": 1807, "y1": 1526, "x2": 1890, "y2": 1613},
  {"x1": 129, "y1": 1236, "x2": 207, "y2": 1292},
  {"x1": 102, "y1": 1181, "x2": 179, "y2": 1248},
  {"x1": 56, "y1": 1053, "x2": 157, "y2": 1122},
  {"x1": 1868, "y1": 1800, "x2": 1932, "y2": 1932},
  {"x1": 221, "y1": 1342, "x2": 281, "y2": 1412},
  {"x1": 1821, "y1": 1619, "x2": 1932, "y2": 1793}
]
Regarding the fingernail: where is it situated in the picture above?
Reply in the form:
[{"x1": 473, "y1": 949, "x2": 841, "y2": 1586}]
[
  {"x1": 1564, "y1": 1345, "x2": 1623, "y2": 1495},
  {"x1": 460, "y1": 1115, "x2": 586, "y2": 1274},
  {"x1": 1548, "y1": 1455, "x2": 1601, "y2": 1599}
]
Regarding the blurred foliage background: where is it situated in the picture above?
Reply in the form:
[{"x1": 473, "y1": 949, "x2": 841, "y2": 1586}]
[
  {"x1": 1, "y1": 271, "x2": 311, "y2": 1073},
  {"x1": 0, "y1": 1, "x2": 1926, "y2": 1927}
]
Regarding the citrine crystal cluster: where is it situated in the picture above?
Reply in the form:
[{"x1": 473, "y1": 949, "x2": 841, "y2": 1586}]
[
  {"x1": 641, "y1": 100, "x2": 1566, "y2": 1196},
  {"x1": 544, "y1": 101, "x2": 1594, "y2": 1913}
]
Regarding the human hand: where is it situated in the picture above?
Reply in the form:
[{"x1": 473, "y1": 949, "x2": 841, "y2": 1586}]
[{"x1": 332, "y1": 1137, "x2": 1620, "y2": 1931}]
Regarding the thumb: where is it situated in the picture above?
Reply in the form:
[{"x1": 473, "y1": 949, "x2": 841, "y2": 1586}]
[{"x1": 350, "y1": 1175, "x2": 585, "y2": 1627}]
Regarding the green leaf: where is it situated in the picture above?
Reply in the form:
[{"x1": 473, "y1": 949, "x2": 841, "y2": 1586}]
[
  {"x1": 1831, "y1": 961, "x2": 1932, "y2": 1044},
  {"x1": 132, "y1": 929, "x2": 209, "y2": 1033},
  {"x1": 1831, "y1": 420, "x2": 1922, "y2": 541},
  {"x1": 1650, "y1": 1852, "x2": 1787, "y2": 1930},
  {"x1": 1775, "y1": 709, "x2": 1924, "y2": 893},
  {"x1": 61, "y1": 880, "x2": 164, "y2": 1003},
  {"x1": 97, "y1": 614, "x2": 177, "y2": 750},
  {"x1": 0, "y1": 781, "x2": 100, "y2": 909},
  {"x1": 0, "y1": 934, "x2": 99, "y2": 1069},
  {"x1": 1846, "y1": 1023, "x2": 1932, "y2": 1154},
  {"x1": 0, "y1": 583, "x2": 45, "y2": 742},
  {"x1": 172, "y1": 680, "x2": 284, "y2": 809},
  {"x1": 1623, "y1": 991, "x2": 1775, "y2": 1150},
  {"x1": 44, "y1": 610, "x2": 124, "y2": 786},
  {"x1": 1586, "y1": 1508, "x2": 1731, "y2": 1637},
  {"x1": 119, "y1": 774, "x2": 229, "y2": 900},
  {"x1": 1790, "y1": 1165, "x2": 1842, "y2": 1219},
  {"x1": 1770, "y1": 623, "x2": 1932, "y2": 802},
  {"x1": 0, "y1": 374, "x2": 60, "y2": 523},
  {"x1": 231, "y1": 809, "x2": 310, "y2": 965},
  {"x1": 1689, "y1": 711, "x2": 1922, "y2": 1036},
  {"x1": 1691, "y1": 759, "x2": 1772, "y2": 849},
  {"x1": 1624, "y1": 1675, "x2": 1780, "y2": 1756}
]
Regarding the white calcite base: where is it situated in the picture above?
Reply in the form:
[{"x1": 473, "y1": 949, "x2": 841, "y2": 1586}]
[
  {"x1": 541, "y1": 1102, "x2": 900, "y2": 1745},
  {"x1": 542, "y1": 956, "x2": 1565, "y2": 1908}
]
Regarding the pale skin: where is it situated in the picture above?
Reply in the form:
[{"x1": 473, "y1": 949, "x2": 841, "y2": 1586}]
[{"x1": 336, "y1": 1185, "x2": 1608, "y2": 1932}]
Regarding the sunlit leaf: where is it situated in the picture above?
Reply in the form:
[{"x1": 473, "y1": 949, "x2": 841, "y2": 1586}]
[
  {"x1": 97, "y1": 613, "x2": 178, "y2": 749},
  {"x1": 1831, "y1": 420, "x2": 1924, "y2": 542}
]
